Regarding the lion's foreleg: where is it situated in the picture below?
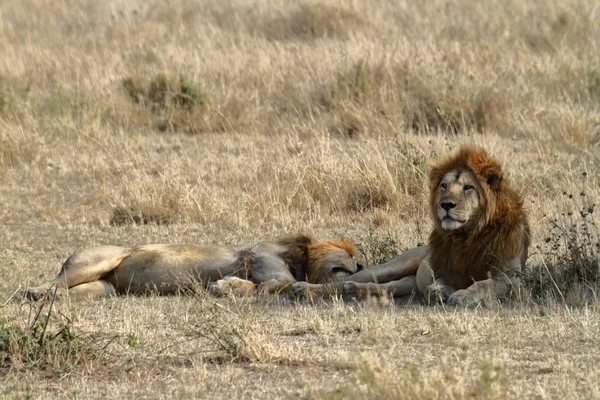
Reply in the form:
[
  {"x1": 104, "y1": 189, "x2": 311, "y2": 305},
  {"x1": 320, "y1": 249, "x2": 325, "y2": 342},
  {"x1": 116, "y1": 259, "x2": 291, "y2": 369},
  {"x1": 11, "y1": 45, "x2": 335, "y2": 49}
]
[
  {"x1": 256, "y1": 279, "x2": 295, "y2": 296},
  {"x1": 291, "y1": 281, "x2": 343, "y2": 299},
  {"x1": 346, "y1": 246, "x2": 429, "y2": 284},
  {"x1": 447, "y1": 275, "x2": 522, "y2": 307},
  {"x1": 342, "y1": 276, "x2": 417, "y2": 299},
  {"x1": 247, "y1": 251, "x2": 297, "y2": 296}
]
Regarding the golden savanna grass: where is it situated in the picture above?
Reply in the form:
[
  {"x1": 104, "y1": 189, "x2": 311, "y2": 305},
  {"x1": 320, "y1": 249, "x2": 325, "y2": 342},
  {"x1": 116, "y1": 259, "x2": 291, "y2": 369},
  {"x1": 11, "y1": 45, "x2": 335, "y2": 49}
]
[{"x1": 1, "y1": 0, "x2": 599, "y2": 398}]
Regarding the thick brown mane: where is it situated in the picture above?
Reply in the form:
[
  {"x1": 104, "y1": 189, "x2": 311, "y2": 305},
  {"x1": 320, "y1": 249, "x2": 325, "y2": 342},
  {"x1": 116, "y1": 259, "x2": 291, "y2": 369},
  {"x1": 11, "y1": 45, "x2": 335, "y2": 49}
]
[
  {"x1": 428, "y1": 146, "x2": 530, "y2": 289},
  {"x1": 276, "y1": 234, "x2": 315, "y2": 282}
]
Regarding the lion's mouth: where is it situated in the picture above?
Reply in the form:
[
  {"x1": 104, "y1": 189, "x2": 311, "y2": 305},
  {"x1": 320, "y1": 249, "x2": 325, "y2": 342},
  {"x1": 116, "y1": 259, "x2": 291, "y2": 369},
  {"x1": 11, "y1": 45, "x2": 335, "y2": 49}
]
[
  {"x1": 438, "y1": 209, "x2": 466, "y2": 222},
  {"x1": 442, "y1": 216, "x2": 466, "y2": 223},
  {"x1": 440, "y1": 216, "x2": 466, "y2": 231}
]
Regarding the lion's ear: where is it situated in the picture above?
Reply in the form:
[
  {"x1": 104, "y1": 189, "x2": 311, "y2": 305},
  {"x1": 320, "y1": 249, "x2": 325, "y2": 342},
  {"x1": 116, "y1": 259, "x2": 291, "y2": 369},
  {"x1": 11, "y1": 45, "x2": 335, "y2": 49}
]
[
  {"x1": 429, "y1": 165, "x2": 443, "y2": 188},
  {"x1": 486, "y1": 173, "x2": 502, "y2": 191}
]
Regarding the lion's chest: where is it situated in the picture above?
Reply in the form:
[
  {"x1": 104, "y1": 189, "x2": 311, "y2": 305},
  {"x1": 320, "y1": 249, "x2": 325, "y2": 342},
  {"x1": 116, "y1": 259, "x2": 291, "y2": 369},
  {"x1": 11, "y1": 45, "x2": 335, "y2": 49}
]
[{"x1": 430, "y1": 233, "x2": 499, "y2": 289}]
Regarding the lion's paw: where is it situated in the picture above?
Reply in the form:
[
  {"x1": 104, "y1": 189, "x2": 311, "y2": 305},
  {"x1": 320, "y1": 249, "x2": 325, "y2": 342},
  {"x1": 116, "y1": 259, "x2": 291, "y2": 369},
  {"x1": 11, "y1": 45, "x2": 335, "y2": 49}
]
[
  {"x1": 209, "y1": 277, "x2": 255, "y2": 297},
  {"x1": 447, "y1": 289, "x2": 479, "y2": 308},
  {"x1": 207, "y1": 282, "x2": 223, "y2": 297},
  {"x1": 291, "y1": 282, "x2": 311, "y2": 298},
  {"x1": 342, "y1": 282, "x2": 388, "y2": 299},
  {"x1": 341, "y1": 281, "x2": 360, "y2": 299},
  {"x1": 21, "y1": 286, "x2": 64, "y2": 302},
  {"x1": 424, "y1": 284, "x2": 449, "y2": 305}
]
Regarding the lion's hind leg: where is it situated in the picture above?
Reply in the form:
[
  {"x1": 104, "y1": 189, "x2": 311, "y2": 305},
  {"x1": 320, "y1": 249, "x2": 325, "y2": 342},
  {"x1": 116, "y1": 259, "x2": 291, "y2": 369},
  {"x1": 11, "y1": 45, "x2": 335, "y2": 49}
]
[
  {"x1": 21, "y1": 282, "x2": 58, "y2": 301},
  {"x1": 22, "y1": 246, "x2": 130, "y2": 301},
  {"x1": 22, "y1": 280, "x2": 117, "y2": 301},
  {"x1": 62, "y1": 280, "x2": 117, "y2": 300},
  {"x1": 54, "y1": 246, "x2": 130, "y2": 287}
]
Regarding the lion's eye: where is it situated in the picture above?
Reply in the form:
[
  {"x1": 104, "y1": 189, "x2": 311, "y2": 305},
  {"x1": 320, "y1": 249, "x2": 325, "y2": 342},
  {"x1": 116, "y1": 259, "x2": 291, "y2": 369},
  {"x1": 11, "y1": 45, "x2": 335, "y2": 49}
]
[
  {"x1": 440, "y1": 183, "x2": 447, "y2": 190},
  {"x1": 463, "y1": 185, "x2": 474, "y2": 191}
]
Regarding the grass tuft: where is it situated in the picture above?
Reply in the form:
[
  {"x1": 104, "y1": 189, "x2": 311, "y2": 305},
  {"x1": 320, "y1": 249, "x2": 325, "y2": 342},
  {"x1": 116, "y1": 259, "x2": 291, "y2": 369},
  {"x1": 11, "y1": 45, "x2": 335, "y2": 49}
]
[
  {"x1": 190, "y1": 296, "x2": 277, "y2": 364},
  {"x1": 589, "y1": 66, "x2": 600, "y2": 101},
  {"x1": 123, "y1": 73, "x2": 203, "y2": 112},
  {"x1": 110, "y1": 181, "x2": 188, "y2": 225},
  {"x1": 526, "y1": 189, "x2": 599, "y2": 305},
  {"x1": 314, "y1": 61, "x2": 510, "y2": 136},
  {"x1": 1, "y1": 294, "x2": 133, "y2": 376}
]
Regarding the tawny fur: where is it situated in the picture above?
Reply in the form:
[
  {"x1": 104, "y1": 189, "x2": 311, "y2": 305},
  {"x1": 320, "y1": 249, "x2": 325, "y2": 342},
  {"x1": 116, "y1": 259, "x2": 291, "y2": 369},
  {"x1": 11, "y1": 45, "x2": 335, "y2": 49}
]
[
  {"x1": 428, "y1": 146, "x2": 530, "y2": 289},
  {"x1": 22, "y1": 234, "x2": 361, "y2": 300},
  {"x1": 292, "y1": 146, "x2": 531, "y2": 306}
]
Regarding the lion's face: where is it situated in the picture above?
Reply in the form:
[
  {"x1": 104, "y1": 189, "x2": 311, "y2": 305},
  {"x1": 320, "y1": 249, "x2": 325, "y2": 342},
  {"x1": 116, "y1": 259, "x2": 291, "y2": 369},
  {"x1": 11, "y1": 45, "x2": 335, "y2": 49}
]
[
  {"x1": 307, "y1": 240, "x2": 364, "y2": 283},
  {"x1": 434, "y1": 169, "x2": 483, "y2": 231}
]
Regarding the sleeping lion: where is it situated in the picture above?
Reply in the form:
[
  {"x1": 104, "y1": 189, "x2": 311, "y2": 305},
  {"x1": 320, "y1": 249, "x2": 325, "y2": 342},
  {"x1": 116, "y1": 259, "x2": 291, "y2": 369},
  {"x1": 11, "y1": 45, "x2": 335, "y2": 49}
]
[
  {"x1": 295, "y1": 145, "x2": 531, "y2": 307},
  {"x1": 22, "y1": 235, "x2": 363, "y2": 300}
]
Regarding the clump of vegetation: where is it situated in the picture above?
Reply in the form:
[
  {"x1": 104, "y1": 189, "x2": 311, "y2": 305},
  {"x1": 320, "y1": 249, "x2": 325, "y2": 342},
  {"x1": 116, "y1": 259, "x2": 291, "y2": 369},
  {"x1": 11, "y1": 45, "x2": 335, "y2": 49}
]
[
  {"x1": 110, "y1": 205, "x2": 176, "y2": 226},
  {"x1": 525, "y1": 185, "x2": 599, "y2": 305},
  {"x1": 403, "y1": 81, "x2": 507, "y2": 135},
  {"x1": 316, "y1": 61, "x2": 389, "y2": 114},
  {"x1": 1, "y1": 293, "x2": 135, "y2": 375},
  {"x1": 122, "y1": 73, "x2": 250, "y2": 134},
  {"x1": 123, "y1": 73, "x2": 202, "y2": 111},
  {"x1": 190, "y1": 296, "x2": 275, "y2": 364},
  {"x1": 0, "y1": 75, "x2": 14, "y2": 114},
  {"x1": 315, "y1": 61, "x2": 509, "y2": 136},
  {"x1": 0, "y1": 92, "x2": 6, "y2": 112},
  {"x1": 347, "y1": 185, "x2": 397, "y2": 213},
  {"x1": 355, "y1": 231, "x2": 404, "y2": 266},
  {"x1": 589, "y1": 66, "x2": 600, "y2": 101},
  {"x1": 110, "y1": 182, "x2": 188, "y2": 226},
  {"x1": 326, "y1": 357, "x2": 510, "y2": 400}
]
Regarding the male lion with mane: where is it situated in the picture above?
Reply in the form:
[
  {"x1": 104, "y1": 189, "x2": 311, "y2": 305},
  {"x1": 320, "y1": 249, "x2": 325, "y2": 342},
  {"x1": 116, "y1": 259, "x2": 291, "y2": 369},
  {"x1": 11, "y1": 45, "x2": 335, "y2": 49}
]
[
  {"x1": 295, "y1": 146, "x2": 530, "y2": 307},
  {"x1": 22, "y1": 235, "x2": 363, "y2": 300}
]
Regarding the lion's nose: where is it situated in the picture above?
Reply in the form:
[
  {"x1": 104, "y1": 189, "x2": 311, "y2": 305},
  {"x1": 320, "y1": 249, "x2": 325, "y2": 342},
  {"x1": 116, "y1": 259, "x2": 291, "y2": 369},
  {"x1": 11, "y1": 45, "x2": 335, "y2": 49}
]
[
  {"x1": 441, "y1": 201, "x2": 456, "y2": 211},
  {"x1": 356, "y1": 263, "x2": 364, "y2": 271}
]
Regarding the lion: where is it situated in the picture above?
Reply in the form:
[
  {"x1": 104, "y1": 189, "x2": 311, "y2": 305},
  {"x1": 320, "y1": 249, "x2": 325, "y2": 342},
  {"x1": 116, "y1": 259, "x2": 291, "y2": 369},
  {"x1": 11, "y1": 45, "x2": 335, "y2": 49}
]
[
  {"x1": 22, "y1": 235, "x2": 363, "y2": 300},
  {"x1": 294, "y1": 146, "x2": 530, "y2": 307}
]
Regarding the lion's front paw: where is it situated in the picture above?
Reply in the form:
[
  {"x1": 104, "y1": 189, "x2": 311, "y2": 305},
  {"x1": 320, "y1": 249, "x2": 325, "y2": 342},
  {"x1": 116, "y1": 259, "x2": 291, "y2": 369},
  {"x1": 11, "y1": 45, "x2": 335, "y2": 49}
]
[
  {"x1": 342, "y1": 282, "x2": 387, "y2": 299},
  {"x1": 341, "y1": 281, "x2": 360, "y2": 299},
  {"x1": 292, "y1": 282, "x2": 311, "y2": 298},
  {"x1": 207, "y1": 282, "x2": 222, "y2": 297},
  {"x1": 424, "y1": 284, "x2": 449, "y2": 305},
  {"x1": 447, "y1": 289, "x2": 479, "y2": 308},
  {"x1": 209, "y1": 277, "x2": 255, "y2": 297}
]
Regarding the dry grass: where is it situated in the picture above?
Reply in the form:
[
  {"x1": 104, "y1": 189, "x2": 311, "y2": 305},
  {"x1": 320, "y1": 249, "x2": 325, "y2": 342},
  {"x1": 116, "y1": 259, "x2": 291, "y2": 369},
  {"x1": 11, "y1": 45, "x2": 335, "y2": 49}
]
[{"x1": 1, "y1": 0, "x2": 599, "y2": 398}]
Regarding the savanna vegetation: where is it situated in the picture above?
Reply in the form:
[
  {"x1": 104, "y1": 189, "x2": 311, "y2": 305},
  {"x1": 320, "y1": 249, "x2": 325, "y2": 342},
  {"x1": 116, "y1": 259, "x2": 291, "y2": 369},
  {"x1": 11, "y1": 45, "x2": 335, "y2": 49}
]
[{"x1": 1, "y1": 0, "x2": 599, "y2": 398}]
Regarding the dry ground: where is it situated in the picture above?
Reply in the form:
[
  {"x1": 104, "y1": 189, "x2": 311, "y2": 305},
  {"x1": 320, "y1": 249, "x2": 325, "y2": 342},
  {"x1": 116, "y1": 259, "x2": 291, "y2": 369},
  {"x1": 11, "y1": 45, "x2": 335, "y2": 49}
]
[{"x1": 1, "y1": 0, "x2": 599, "y2": 398}]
